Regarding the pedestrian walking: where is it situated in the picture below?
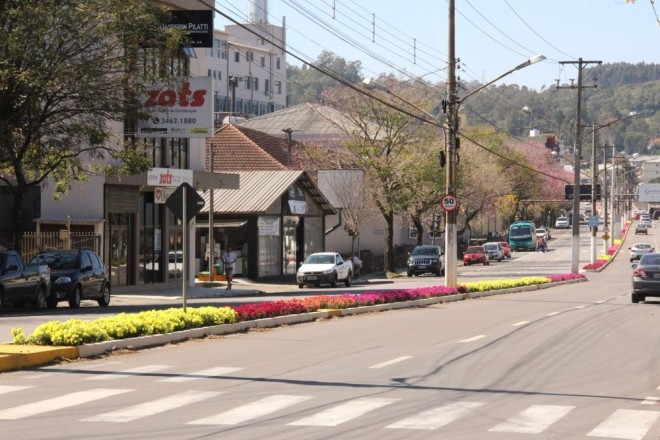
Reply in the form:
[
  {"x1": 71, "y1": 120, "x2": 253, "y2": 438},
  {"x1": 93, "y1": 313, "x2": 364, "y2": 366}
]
[{"x1": 222, "y1": 245, "x2": 237, "y2": 290}]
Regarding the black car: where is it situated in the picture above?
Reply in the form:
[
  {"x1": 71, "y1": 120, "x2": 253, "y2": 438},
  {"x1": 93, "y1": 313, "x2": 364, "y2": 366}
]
[
  {"x1": 30, "y1": 248, "x2": 110, "y2": 308},
  {"x1": 632, "y1": 252, "x2": 660, "y2": 303},
  {"x1": 407, "y1": 245, "x2": 444, "y2": 277}
]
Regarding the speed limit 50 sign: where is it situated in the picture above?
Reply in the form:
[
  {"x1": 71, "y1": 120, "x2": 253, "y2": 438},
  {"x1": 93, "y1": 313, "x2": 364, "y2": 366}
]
[{"x1": 440, "y1": 194, "x2": 459, "y2": 212}]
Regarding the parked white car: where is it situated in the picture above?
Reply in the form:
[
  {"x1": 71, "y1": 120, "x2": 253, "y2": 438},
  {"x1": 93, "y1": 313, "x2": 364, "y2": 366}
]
[
  {"x1": 296, "y1": 252, "x2": 353, "y2": 288},
  {"x1": 555, "y1": 217, "x2": 570, "y2": 229}
]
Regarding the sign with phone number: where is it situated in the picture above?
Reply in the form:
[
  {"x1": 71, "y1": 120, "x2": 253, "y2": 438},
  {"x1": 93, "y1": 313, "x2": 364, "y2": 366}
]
[{"x1": 138, "y1": 76, "x2": 213, "y2": 138}]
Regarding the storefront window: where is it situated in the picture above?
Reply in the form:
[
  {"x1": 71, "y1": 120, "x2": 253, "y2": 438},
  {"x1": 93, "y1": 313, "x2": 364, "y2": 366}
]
[
  {"x1": 258, "y1": 216, "x2": 281, "y2": 277},
  {"x1": 304, "y1": 217, "x2": 323, "y2": 258}
]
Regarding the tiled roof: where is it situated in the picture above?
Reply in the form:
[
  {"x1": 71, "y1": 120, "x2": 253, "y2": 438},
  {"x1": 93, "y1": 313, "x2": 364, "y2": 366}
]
[{"x1": 205, "y1": 124, "x2": 293, "y2": 171}]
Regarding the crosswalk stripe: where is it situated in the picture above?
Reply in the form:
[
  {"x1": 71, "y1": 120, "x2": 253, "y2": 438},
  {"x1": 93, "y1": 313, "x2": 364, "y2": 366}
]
[
  {"x1": 85, "y1": 364, "x2": 170, "y2": 380},
  {"x1": 288, "y1": 397, "x2": 399, "y2": 427},
  {"x1": 0, "y1": 385, "x2": 33, "y2": 395},
  {"x1": 188, "y1": 395, "x2": 311, "y2": 426},
  {"x1": 386, "y1": 401, "x2": 485, "y2": 430},
  {"x1": 81, "y1": 390, "x2": 221, "y2": 423},
  {"x1": 158, "y1": 366, "x2": 243, "y2": 382},
  {"x1": 0, "y1": 389, "x2": 131, "y2": 420},
  {"x1": 641, "y1": 396, "x2": 660, "y2": 405},
  {"x1": 489, "y1": 405, "x2": 575, "y2": 434},
  {"x1": 587, "y1": 409, "x2": 660, "y2": 440}
]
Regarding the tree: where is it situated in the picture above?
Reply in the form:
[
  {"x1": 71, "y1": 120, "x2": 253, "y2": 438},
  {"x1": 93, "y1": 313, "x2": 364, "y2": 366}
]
[
  {"x1": 0, "y1": 0, "x2": 183, "y2": 250},
  {"x1": 316, "y1": 78, "x2": 446, "y2": 272},
  {"x1": 287, "y1": 51, "x2": 363, "y2": 106}
]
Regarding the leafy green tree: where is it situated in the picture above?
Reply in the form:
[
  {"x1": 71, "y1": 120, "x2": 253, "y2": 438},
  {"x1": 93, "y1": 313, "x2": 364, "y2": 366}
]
[
  {"x1": 287, "y1": 51, "x2": 363, "y2": 105},
  {"x1": 0, "y1": 0, "x2": 183, "y2": 250},
  {"x1": 317, "y1": 79, "x2": 443, "y2": 272}
]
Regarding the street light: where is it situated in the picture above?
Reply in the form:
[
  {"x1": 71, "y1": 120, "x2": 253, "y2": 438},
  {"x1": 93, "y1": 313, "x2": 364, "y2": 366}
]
[
  {"x1": 588, "y1": 111, "x2": 638, "y2": 264},
  {"x1": 444, "y1": 49, "x2": 545, "y2": 287}
]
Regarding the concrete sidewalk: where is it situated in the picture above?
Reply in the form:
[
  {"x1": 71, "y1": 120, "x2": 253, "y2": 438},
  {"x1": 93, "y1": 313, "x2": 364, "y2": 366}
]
[{"x1": 111, "y1": 273, "x2": 396, "y2": 299}]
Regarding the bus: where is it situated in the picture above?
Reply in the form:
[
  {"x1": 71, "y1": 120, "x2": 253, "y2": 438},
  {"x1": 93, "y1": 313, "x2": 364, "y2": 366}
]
[{"x1": 508, "y1": 221, "x2": 537, "y2": 251}]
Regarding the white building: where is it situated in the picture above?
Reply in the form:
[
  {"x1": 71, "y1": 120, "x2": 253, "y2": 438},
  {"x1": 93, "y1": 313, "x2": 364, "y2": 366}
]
[{"x1": 21, "y1": 0, "x2": 291, "y2": 288}]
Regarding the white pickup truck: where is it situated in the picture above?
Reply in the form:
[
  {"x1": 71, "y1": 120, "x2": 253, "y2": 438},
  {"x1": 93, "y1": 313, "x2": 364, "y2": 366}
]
[{"x1": 296, "y1": 252, "x2": 352, "y2": 288}]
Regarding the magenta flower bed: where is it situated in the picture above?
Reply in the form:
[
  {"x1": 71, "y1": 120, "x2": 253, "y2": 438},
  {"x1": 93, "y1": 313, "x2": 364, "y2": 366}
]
[{"x1": 231, "y1": 275, "x2": 583, "y2": 321}]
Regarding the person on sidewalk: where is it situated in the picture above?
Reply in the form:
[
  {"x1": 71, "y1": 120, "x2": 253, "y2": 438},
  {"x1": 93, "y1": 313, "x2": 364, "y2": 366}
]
[{"x1": 222, "y1": 245, "x2": 237, "y2": 290}]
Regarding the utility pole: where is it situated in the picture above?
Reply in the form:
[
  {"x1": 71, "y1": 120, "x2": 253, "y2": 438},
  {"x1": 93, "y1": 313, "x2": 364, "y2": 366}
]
[
  {"x1": 444, "y1": 0, "x2": 458, "y2": 288},
  {"x1": 557, "y1": 58, "x2": 601, "y2": 274}
]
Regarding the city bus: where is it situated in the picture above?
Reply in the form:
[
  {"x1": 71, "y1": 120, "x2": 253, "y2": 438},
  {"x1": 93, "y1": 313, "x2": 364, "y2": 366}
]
[{"x1": 508, "y1": 221, "x2": 537, "y2": 251}]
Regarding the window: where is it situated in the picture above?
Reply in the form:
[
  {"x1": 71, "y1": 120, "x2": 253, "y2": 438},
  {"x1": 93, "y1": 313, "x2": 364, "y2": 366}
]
[
  {"x1": 245, "y1": 76, "x2": 252, "y2": 90},
  {"x1": 254, "y1": 78, "x2": 259, "y2": 91},
  {"x1": 260, "y1": 56, "x2": 265, "y2": 67},
  {"x1": 264, "y1": 79, "x2": 270, "y2": 93},
  {"x1": 221, "y1": 50, "x2": 227, "y2": 60},
  {"x1": 246, "y1": 51, "x2": 254, "y2": 62},
  {"x1": 207, "y1": 69, "x2": 212, "y2": 77},
  {"x1": 275, "y1": 81, "x2": 282, "y2": 94},
  {"x1": 212, "y1": 70, "x2": 216, "y2": 79},
  {"x1": 276, "y1": 57, "x2": 281, "y2": 69},
  {"x1": 234, "y1": 51, "x2": 240, "y2": 62}
]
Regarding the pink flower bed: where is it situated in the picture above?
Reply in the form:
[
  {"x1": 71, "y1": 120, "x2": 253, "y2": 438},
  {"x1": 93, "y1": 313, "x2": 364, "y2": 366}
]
[{"x1": 231, "y1": 275, "x2": 584, "y2": 321}]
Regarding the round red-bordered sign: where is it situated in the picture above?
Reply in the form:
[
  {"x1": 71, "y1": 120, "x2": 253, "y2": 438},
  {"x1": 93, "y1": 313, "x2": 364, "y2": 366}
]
[{"x1": 440, "y1": 194, "x2": 459, "y2": 211}]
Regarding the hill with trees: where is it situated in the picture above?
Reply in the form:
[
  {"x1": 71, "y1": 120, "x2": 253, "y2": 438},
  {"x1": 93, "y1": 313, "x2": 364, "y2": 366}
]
[{"x1": 288, "y1": 55, "x2": 660, "y2": 157}]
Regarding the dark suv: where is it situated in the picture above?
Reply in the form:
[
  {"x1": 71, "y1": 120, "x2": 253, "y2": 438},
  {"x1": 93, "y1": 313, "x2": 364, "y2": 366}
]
[
  {"x1": 30, "y1": 248, "x2": 110, "y2": 308},
  {"x1": 407, "y1": 245, "x2": 444, "y2": 277}
]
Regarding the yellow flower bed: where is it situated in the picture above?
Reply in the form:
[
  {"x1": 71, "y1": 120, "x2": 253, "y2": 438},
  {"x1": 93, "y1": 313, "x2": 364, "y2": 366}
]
[
  {"x1": 462, "y1": 277, "x2": 549, "y2": 292},
  {"x1": 12, "y1": 306, "x2": 236, "y2": 346}
]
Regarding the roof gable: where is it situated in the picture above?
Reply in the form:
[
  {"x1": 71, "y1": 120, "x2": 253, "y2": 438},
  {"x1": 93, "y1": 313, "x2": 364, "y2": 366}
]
[{"x1": 206, "y1": 124, "x2": 291, "y2": 171}]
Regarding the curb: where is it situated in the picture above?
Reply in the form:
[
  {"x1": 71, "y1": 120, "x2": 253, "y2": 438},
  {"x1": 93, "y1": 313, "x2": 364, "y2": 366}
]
[{"x1": 0, "y1": 278, "x2": 587, "y2": 372}]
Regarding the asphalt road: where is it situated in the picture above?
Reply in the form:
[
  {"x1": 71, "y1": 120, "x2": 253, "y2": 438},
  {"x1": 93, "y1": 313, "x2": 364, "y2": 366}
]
[
  {"x1": 1, "y1": 226, "x2": 590, "y2": 340},
  {"x1": 1, "y1": 225, "x2": 659, "y2": 439}
]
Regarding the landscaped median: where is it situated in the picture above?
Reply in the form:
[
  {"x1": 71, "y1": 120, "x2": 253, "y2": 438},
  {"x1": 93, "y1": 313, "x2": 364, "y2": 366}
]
[{"x1": 2, "y1": 274, "x2": 586, "y2": 371}]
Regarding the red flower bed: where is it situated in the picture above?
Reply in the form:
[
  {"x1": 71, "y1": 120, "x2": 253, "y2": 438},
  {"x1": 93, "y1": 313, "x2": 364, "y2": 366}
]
[{"x1": 231, "y1": 275, "x2": 582, "y2": 321}]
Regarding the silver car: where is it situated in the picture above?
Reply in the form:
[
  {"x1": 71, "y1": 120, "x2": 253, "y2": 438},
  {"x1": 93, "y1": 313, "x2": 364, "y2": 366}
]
[{"x1": 483, "y1": 242, "x2": 504, "y2": 262}]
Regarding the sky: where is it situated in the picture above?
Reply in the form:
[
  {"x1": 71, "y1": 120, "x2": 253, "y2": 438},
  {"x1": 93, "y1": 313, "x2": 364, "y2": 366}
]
[{"x1": 213, "y1": 0, "x2": 660, "y2": 92}]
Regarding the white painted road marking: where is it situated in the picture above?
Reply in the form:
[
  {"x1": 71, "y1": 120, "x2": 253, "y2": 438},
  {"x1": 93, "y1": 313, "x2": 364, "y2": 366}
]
[
  {"x1": 82, "y1": 390, "x2": 221, "y2": 422},
  {"x1": 587, "y1": 409, "x2": 660, "y2": 439},
  {"x1": 0, "y1": 389, "x2": 131, "y2": 420},
  {"x1": 512, "y1": 321, "x2": 530, "y2": 327},
  {"x1": 369, "y1": 356, "x2": 412, "y2": 369},
  {"x1": 288, "y1": 397, "x2": 398, "y2": 426},
  {"x1": 189, "y1": 395, "x2": 311, "y2": 425},
  {"x1": 641, "y1": 396, "x2": 660, "y2": 405},
  {"x1": 386, "y1": 401, "x2": 485, "y2": 430},
  {"x1": 158, "y1": 366, "x2": 243, "y2": 382},
  {"x1": 489, "y1": 405, "x2": 575, "y2": 434},
  {"x1": 0, "y1": 385, "x2": 33, "y2": 395},
  {"x1": 459, "y1": 335, "x2": 486, "y2": 343},
  {"x1": 86, "y1": 364, "x2": 170, "y2": 381}
]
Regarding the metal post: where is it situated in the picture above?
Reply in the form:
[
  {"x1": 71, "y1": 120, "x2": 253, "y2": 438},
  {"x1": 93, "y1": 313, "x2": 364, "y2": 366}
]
[
  {"x1": 590, "y1": 122, "x2": 597, "y2": 264},
  {"x1": 182, "y1": 188, "x2": 187, "y2": 313},
  {"x1": 570, "y1": 60, "x2": 584, "y2": 274},
  {"x1": 444, "y1": 0, "x2": 458, "y2": 288},
  {"x1": 610, "y1": 144, "x2": 616, "y2": 247},
  {"x1": 209, "y1": 143, "x2": 215, "y2": 282},
  {"x1": 602, "y1": 148, "x2": 609, "y2": 255}
]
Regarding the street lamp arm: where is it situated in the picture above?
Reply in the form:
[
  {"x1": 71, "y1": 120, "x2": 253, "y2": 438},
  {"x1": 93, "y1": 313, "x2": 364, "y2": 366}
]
[{"x1": 461, "y1": 54, "x2": 546, "y2": 102}]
